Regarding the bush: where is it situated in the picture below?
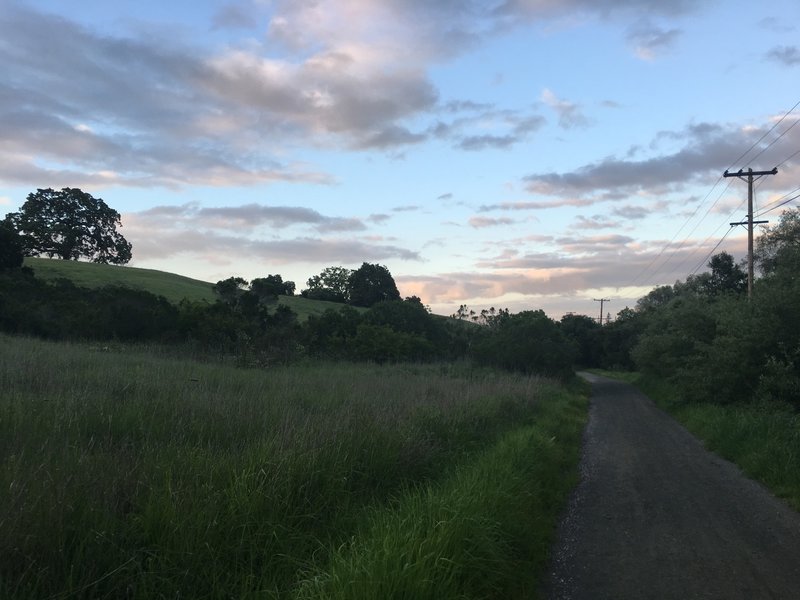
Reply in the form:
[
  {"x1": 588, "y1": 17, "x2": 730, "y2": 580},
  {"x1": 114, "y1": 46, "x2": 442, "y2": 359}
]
[{"x1": 473, "y1": 310, "x2": 576, "y2": 380}]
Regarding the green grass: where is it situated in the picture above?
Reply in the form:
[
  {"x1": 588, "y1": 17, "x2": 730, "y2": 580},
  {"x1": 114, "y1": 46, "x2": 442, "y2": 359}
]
[
  {"x1": 591, "y1": 369, "x2": 800, "y2": 512},
  {"x1": 25, "y1": 256, "x2": 216, "y2": 303},
  {"x1": 294, "y1": 385, "x2": 587, "y2": 600},
  {"x1": 23, "y1": 257, "x2": 364, "y2": 319},
  {"x1": 0, "y1": 335, "x2": 587, "y2": 599}
]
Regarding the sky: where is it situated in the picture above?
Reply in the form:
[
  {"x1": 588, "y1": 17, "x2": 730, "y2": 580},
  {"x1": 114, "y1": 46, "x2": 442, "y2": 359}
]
[{"x1": 2, "y1": 0, "x2": 799, "y2": 319}]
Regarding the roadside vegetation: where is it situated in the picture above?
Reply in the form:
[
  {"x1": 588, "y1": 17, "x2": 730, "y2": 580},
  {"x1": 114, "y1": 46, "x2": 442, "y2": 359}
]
[
  {"x1": 580, "y1": 208, "x2": 800, "y2": 512},
  {"x1": 0, "y1": 335, "x2": 586, "y2": 599}
]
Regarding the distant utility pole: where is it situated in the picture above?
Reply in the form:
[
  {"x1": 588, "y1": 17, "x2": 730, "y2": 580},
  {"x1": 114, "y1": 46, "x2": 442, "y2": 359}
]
[
  {"x1": 593, "y1": 298, "x2": 610, "y2": 325},
  {"x1": 723, "y1": 167, "x2": 777, "y2": 299}
]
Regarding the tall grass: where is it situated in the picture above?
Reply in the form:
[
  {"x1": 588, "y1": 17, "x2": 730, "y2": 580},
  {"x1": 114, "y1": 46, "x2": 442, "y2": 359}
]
[
  {"x1": 0, "y1": 335, "x2": 586, "y2": 599},
  {"x1": 294, "y1": 387, "x2": 586, "y2": 600}
]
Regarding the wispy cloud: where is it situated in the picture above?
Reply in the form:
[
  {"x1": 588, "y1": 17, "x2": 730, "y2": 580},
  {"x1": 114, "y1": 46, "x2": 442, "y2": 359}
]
[
  {"x1": 468, "y1": 216, "x2": 516, "y2": 228},
  {"x1": 766, "y1": 45, "x2": 800, "y2": 67},
  {"x1": 125, "y1": 204, "x2": 421, "y2": 265},
  {"x1": 521, "y1": 120, "x2": 800, "y2": 199},
  {"x1": 626, "y1": 19, "x2": 682, "y2": 60},
  {"x1": 541, "y1": 89, "x2": 592, "y2": 129}
]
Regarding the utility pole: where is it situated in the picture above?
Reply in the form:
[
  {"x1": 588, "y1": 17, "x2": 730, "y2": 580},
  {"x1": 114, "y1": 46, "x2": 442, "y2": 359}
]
[
  {"x1": 723, "y1": 167, "x2": 777, "y2": 299},
  {"x1": 593, "y1": 298, "x2": 610, "y2": 325}
]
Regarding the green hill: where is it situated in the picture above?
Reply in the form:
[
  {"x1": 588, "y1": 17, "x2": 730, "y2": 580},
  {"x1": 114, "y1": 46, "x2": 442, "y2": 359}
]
[{"x1": 23, "y1": 257, "x2": 359, "y2": 320}]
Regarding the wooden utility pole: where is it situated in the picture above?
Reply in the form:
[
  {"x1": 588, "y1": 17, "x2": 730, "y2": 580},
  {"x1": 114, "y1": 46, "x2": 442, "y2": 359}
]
[
  {"x1": 593, "y1": 298, "x2": 610, "y2": 325},
  {"x1": 723, "y1": 167, "x2": 777, "y2": 299}
]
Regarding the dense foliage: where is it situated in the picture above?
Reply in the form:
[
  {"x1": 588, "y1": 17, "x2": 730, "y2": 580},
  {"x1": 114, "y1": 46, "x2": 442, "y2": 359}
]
[
  {"x1": 0, "y1": 263, "x2": 581, "y2": 379},
  {"x1": 4, "y1": 188, "x2": 132, "y2": 264},
  {"x1": 580, "y1": 210, "x2": 800, "y2": 409},
  {"x1": 0, "y1": 221, "x2": 24, "y2": 270}
]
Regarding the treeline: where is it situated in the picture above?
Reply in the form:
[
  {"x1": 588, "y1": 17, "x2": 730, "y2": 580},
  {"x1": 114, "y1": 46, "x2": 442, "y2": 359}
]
[
  {"x1": 584, "y1": 208, "x2": 800, "y2": 409},
  {"x1": 0, "y1": 263, "x2": 578, "y2": 379}
]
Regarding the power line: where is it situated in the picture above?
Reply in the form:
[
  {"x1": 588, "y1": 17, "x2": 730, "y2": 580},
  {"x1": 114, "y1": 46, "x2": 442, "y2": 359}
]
[
  {"x1": 628, "y1": 99, "x2": 800, "y2": 291},
  {"x1": 689, "y1": 226, "x2": 736, "y2": 276},
  {"x1": 755, "y1": 191, "x2": 800, "y2": 217},
  {"x1": 730, "y1": 98, "x2": 800, "y2": 168},
  {"x1": 745, "y1": 113, "x2": 800, "y2": 167},
  {"x1": 639, "y1": 179, "x2": 734, "y2": 286},
  {"x1": 774, "y1": 148, "x2": 800, "y2": 170},
  {"x1": 628, "y1": 179, "x2": 729, "y2": 288}
]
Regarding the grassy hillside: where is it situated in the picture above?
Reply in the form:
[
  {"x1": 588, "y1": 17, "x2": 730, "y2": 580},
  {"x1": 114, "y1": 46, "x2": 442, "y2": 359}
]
[
  {"x1": 24, "y1": 257, "x2": 216, "y2": 303},
  {"x1": 23, "y1": 257, "x2": 360, "y2": 320}
]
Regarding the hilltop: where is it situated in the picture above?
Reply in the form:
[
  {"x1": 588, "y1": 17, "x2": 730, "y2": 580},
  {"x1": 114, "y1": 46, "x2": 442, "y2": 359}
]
[{"x1": 22, "y1": 257, "x2": 360, "y2": 320}]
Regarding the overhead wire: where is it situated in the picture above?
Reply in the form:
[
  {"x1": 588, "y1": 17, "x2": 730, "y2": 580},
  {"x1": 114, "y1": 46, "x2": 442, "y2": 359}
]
[
  {"x1": 755, "y1": 191, "x2": 800, "y2": 217},
  {"x1": 638, "y1": 178, "x2": 734, "y2": 285},
  {"x1": 689, "y1": 226, "x2": 736, "y2": 276},
  {"x1": 746, "y1": 113, "x2": 800, "y2": 167},
  {"x1": 629, "y1": 98, "x2": 800, "y2": 288}
]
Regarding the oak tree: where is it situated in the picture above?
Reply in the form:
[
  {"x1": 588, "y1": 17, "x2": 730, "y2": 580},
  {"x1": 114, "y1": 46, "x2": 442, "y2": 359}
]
[{"x1": 4, "y1": 188, "x2": 132, "y2": 264}]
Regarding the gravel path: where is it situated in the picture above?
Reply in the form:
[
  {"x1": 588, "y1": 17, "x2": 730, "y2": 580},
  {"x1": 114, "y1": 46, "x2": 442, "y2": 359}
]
[{"x1": 542, "y1": 372, "x2": 800, "y2": 600}]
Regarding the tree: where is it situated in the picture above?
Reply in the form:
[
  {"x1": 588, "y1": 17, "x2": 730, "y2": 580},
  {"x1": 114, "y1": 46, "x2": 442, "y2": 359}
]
[
  {"x1": 302, "y1": 266, "x2": 352, "y2": 303},
  {"x1": 251, "y1": 275, "x2": 295, "y2": 300},
  {"x1": 559, "y1": 313, "x2": 601, "y2": 367},
  {"x1": 213, "y1": 276, "x2": 249, "y2": 305},
  {"x1": 756, "y1": 208, "x2": 800, "y2": 276},
  {"x1": 0, "y1": 221, "x2": 24, "y2": 270},
  {"x1": 4, "y1": 188, "x2": 132, "y2": 264},
  {"x1": 706, "y1": 252, "x2": 746, "y2": 296},
  {"x1": 347, "y1": 262, "x2": 400, "y2": 307},
  {"x1": 472, "y1": 310, "x2": 576, "y2": 379}
]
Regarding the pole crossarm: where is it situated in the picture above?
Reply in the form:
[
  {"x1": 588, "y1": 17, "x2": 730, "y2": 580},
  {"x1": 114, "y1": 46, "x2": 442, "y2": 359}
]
[
  {"x1": 724, "y1": 168, "x2": 778, "y2": 179},
  {"x1": 730, "y1": 220, "x2": 769, "y2": 227}
]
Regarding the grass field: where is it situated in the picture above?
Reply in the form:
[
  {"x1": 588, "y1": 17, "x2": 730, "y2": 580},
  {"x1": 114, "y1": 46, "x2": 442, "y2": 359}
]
[
  {"x1": 23, "y1": 257, "x2": 364, "y2": 320},
  {"x1": 591, "y1": 369, "x2": 800, "y2": 512},
  {"x1": 1, "y1": 335, "x2": 587, "y2": 599}
]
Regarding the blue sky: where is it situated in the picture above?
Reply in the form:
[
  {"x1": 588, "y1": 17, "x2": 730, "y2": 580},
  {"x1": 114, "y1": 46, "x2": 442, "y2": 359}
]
[{"x1": 2, "y1": 0, "x2": 799, "y2": 318}]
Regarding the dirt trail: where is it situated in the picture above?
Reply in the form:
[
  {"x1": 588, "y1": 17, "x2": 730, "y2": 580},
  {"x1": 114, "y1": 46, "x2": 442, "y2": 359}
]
[{"x1": 542, "y1": 372, "x2": 800, "y2": 600}]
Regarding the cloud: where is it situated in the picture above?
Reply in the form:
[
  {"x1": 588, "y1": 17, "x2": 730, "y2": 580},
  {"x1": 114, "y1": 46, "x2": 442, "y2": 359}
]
[
  {"x1": 493, "y1": 0, "x2": 701, "y2": 21},
  {"x1": 0, "y1": 196, "x2": 11, "y2": 206},
  {"x1": 571, "y1": 215, "x2": 620, "y2": 230},
  {"x1": 125, "y1": 206, "x2": 420, "y2": 265},
  {"x1": 459, "y1": 134, "x2": 518, "y2": 151},
  {"x1": 0, "y1": 0, "x2": 712, "y2": 193},
  {"x1": 392, "y1": 205, "x2": 421, "y2": 212},
  {"x1": 437, "y1": 106, "x2": 546, "y2": 151},
  {"x1": 479, "y1": 198, "x2": 598, "y2": 211},
  {"x1": 626, "y1": 19, "x2": 682, "y2": 60},
  {"x1": 758, "y1": 17, "x2": 796, "y2": 34},
  {"x1": 521, "y1": 121, "x2": 776, "y2": 198},
  {"x1": 134, "y1": 202, "x2": 370, "y2": 233},
  {"x1": 766, "y1": 45, "x2": 800, "y2": 67},
  {"x1": 468, "y1": 216, "x2": 516, "y2": 228},
  {"x1": 610, "y1": 204, "x2": 653, "y2": 219},
  {"x1": 397, "y1": 228, "x2": 744, "y2": 309},
  {"x1": 134, "y1": 230, "x2": 421, "y2": 264},
  {"x1": 211, "y1": 3, "x2": 259, "y2": 30},
  {"x1": 541, "y1": 89, "x2": 592, "y2": 129},
  {"x1": 0, "y1": 6, "x2": 345, "y2": 189}
]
